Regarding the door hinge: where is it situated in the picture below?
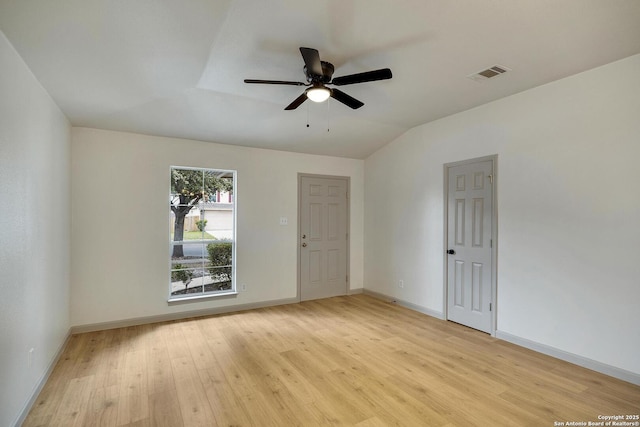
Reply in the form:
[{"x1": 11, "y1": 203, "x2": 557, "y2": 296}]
[
  {"x1": 488, "y1": 174, "x2": 494, "y2": 184},
  {"x1": 346, "y1": 275, "x2": 349, "y2": 282},
  {"x1": 490, "y1": 239, "x2": 493, "y2": 248},
  {"x1": 489, "y1": 302, "x2": 492, "y2": 311}
]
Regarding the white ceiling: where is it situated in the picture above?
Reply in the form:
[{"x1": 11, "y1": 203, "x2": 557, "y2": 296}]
[{"x1": 2, "y1": 0, "x2": 640, "y2": 159}]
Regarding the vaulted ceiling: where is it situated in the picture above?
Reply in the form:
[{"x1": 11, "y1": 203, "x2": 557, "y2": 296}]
[{"x1": 2, "y1": 0, "x2": 640, "y2": 158}]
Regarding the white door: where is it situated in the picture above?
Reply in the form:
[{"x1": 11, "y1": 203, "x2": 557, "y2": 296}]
[
  {"x1": 299, "y1": 176, "x2": 348, "y2": 301},
  {"x1": 446, "y1": 159, "x2": 494, "y2": 333}
]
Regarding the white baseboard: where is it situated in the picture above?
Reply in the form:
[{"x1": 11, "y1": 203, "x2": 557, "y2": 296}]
[
  {"x1": 496, "y1": 330, "x2": 640, "y2": 386},
  {"x1": 70, "y1": 297, "x2": 300, "y2": 334},
  {"x1": 363, "y1": 289, "x2": 445, "y2": 320},
  {"x1": 13, "y1": 329, "x2": 72, "y2": 427},
  {"x1": 362, "y1": 289, "x2": 639, "y2": 386}
]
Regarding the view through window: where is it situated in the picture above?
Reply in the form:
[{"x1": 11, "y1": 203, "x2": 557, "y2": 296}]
[{"x1": 169, "y1": 167, "x2": 236, "y2": 299}]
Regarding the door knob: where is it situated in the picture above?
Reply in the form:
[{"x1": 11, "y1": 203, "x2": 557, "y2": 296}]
[
  {"x1": 447, "y1": 249, "x2": 455, "y2": 255},
  {"x1": 302, "y1": 242, "x2": 307, "y2": 247}
]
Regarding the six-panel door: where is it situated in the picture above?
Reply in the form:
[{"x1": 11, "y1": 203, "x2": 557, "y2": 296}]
[
  {"x1": 300, "y1": 176, "x2": 348, "y2": 301},
  {"x1": 447, "y1": 160, "x2": 494, "y2": 333}
]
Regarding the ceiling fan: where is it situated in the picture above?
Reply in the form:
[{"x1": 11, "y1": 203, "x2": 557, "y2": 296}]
[{"x1": 244, "y1": 47, "x2": 392, "y2": 110}]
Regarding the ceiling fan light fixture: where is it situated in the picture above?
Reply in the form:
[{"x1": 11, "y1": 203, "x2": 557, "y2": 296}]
[{"x1": 306, "y1": 86, "x2": 331, "y2": 103}]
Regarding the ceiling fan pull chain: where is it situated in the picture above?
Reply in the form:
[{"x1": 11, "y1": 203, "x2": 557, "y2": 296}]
[
  {"x1": 306, "y1": 103, "x2": 310, "y2": 128},
  {"x1": 327, "y1": 99, "x2": 330, "y2": 132}
]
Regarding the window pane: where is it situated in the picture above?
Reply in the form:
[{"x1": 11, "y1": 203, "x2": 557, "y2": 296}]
[
  {"x1": 170, "y1": 268, "x2": 233, "y2": 296},
  {"x1": 170, "y1": 268, "x2": 202, "y2": 295},
  {"x1": 208, "y1": 265, "x2": 232, "y2": 290},
  {"x1": 170, "y1": 243, "x2": 206, "y2": 264},
  {"x1": 205, "y1": 240, "x2": 232, "y2": 270},
  {"x1": 170, "y1": 204, "x2": 198, "y2": 241}
]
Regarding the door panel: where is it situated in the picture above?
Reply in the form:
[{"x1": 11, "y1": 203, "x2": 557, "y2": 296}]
[
  {"x1": 308, "y1": 250, "x2": 322, "y2": 283},
  {"x1": 309, "y1": 203, "x2": 322, "y2": 239},
  {"x1": 447, "y1": 160, "x2": 494, "y2": 333},
  {"x1": 454, "y1": 260, "x2": 464, "y2": 307},
  {"x1": 300, "y1": 176, "x2": 348, "y2": 301}
]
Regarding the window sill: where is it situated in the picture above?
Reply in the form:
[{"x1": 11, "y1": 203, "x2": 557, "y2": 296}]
[{"x1": 168, "y1": 290, "x2": 238, "y2": 304}]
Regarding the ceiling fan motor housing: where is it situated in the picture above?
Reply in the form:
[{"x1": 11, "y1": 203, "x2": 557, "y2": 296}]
[{"x1": 305, "y1": 61, "x2": 334, "y2": 83}]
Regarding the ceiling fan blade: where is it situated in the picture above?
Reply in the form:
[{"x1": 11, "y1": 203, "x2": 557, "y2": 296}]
[
  {"x1": 244, "y1": 79, "x2": 307, "y2": 86},
  {"x1": 299, "y1": 47, "x2": 323, "y2": 76},
  {"x1": 331, "y1": 68, "x2": 392, "y2": 86},
  {"x1": 284, "y1": 92, "x2": 308, "y2": 110},
  {"x1": 330, "y1": 88, "x2": 364, "y2": 109}
]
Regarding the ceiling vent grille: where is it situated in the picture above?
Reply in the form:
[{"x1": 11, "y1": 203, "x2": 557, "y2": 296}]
[{"x1": 467, "y1": 65, "x2": 511, "y2": 82}]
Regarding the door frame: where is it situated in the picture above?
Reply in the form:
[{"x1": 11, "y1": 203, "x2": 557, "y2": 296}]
[
  {"x1": 297, "y1": 173, "x2": 351, "y2": 302},
  {"x1": 443, "y1": 155, "x2": 498, "y2": 336}
]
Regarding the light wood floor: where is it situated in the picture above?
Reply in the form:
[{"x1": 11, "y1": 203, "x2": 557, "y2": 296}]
[{"x1": 25, "y1": 295, "x2": 639, "y2": 426}]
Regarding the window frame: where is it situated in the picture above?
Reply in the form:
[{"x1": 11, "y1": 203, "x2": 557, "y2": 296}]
[{"x1": 168, "y1": 166, "x2": 237, "y2": 302}]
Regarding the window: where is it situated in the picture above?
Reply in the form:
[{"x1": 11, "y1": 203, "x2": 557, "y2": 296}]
[{"x1": 169, "y1": 166, "x2": 236, "y2": 300}]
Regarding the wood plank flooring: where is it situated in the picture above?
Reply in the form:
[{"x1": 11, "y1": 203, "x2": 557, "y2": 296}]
[{"x1": 24, "y1": 295, "x2": 640, "y2": 426}]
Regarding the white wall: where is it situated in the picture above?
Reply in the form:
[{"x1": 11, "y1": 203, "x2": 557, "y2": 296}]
[
  {"x1": 70, "y1": 128, "x2": 364, "y2": 326},
  {"x1": 0, "y1": 31, "x2": 71, "y2": 426},
  {"x1": 364, "y1": 54, "x2": 640, "y2": 376}
]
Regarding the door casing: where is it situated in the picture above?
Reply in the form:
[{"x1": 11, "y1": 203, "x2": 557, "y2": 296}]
[
  {"x1": 443, "y1": 155, "x2": 498, "y2": 335},
  {"x1": 297, "y1": 173, "x2": 350, "y2": 301}
]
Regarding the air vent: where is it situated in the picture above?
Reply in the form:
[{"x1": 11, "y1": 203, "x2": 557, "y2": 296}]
[{"x1": 467, "y1": 65, "x2": 511, "y2": 82}]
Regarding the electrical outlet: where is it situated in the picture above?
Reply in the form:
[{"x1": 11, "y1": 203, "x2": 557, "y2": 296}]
[
  {"x1": 279, "y1": 217, "x2": 288, "y2": 226},
  {"x1": 241, "y1": 283, "x2": 247, "y2": 292},
  {"x1": 399, "y1": 280, "x2": 404, "y2": 288}
]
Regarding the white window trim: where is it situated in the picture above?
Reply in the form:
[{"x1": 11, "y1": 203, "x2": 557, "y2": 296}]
[{"x1": 168, "y1": 166, "x2": 237, "y2": 302}]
